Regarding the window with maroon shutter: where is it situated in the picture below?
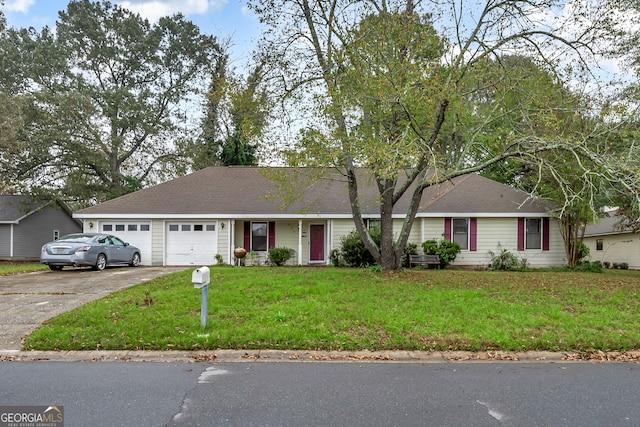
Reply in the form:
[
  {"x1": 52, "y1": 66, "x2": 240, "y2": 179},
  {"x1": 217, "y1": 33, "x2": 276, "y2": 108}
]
[
  {"x1": 243, "y1": 222, "x2": 251, "y2": 249},
  {"x1": 525, "y1": 218, "x2": 542, "y2": 249},
  {"x1": 268, "y1": 221, "x2": 276, "y2": 249},
  {"x1": 542, "y1": 217, "x2": 550, "y2": 251},
  {"x1": 452, "y1": 218, "x2": 468, "y2": 250},
  {"x1": 444, "y1": 217, "x2": 452, "y2": 240},
  {"x1": 469, "y1": 218, "x2": 477, "y2": 251},
  {"x1": 518, "y1": 218, "x2": 547, "y2": 250},
  {"x1": 252, "y1": 222, "x2": 268, "y2": 251},
  {"x1": 517, "y1": 218, "x2": 525, "y2": 251}
]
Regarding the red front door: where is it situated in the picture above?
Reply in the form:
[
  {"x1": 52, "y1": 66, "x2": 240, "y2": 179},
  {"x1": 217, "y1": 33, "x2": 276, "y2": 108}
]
[{"x1": 309, "y1": 224, "x2": 325, "y2": 262}]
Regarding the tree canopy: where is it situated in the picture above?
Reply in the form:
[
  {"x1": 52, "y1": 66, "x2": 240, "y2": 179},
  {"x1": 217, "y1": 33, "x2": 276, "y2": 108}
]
[
  {"x1": 0, "y1": 0, "x2": 222, "y2": 205},
  {"x1": 191, "y1": 56, "x2": 269, "y2": 169},
  {"x1": 249, "y1": 0, "x2": 640, "y2": 269}
]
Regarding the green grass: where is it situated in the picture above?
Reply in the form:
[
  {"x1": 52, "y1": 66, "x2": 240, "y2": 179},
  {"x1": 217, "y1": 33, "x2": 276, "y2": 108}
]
[
  {"x1": 23, "y1": 267, "x2": 640, "y2": 353},
  {"x1": 0, "y1": 262, "x2": 48, "y2": 275}
]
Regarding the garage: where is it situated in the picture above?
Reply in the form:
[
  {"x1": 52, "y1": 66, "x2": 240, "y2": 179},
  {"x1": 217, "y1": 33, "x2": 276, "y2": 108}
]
[
  {"x1": 166, "y1": 222, "x2": 218, "y2": 266},
  {"x1": 100, "y1": 222, "x2": 152, "y2": 265}
]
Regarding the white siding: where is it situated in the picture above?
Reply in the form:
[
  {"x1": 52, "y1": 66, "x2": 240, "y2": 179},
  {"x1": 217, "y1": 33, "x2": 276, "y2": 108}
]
[
  {"x1": 584, "y1": 233, "x2": 640, "y2": 270},
  {"x1": 152, "y1": 220, "x2": 164, "y2": 266},
  {"x1": 418, "y1": 217, "x2": 566, "y2": 268}
]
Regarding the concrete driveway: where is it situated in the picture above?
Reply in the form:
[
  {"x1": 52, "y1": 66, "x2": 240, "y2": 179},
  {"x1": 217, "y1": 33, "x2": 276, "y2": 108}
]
[{"x1": 0, "y1": 266, "x2": 187, "y2": 351}]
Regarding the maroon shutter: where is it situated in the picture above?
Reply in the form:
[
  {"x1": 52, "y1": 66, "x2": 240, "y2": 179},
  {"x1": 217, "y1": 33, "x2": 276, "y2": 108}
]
[
  {"x1": 517, "y1": 218, "x2": 525, "y2": 251},
  {"x1": 243, "y1": 221, "x2": 251, "y2": 250},
  {"x1": 268, "y1": 221, "x2": 276, "y2": 249},
  {"x1": 543, "y1": 217, "x2": 550, "y2": 251},
  {"x1": 469, "y1": 218, "x2": 477, "y2": 251},
  {"x1": 444, "y1": 217, "x2": 451, "y2": 241}
]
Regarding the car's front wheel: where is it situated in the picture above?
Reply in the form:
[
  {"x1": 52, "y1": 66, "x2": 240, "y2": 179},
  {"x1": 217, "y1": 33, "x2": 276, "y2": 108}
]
[
  {"x1": 93, "y1": 253, "x2": 107, "y2": 271},
  {"x1": 130, "y1": 252, "x2": 141, "y2": 267}
]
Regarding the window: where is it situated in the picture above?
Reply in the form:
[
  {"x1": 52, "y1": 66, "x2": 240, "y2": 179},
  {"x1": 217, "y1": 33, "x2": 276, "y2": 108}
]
[
  {"x1": 181, "y1": 224, "x2": 191, "y2": 231},
  {"x1": 252, "y1": 222, "x2": 268, "y2": 251},
  {"x1": 194, "y1": 224, "x2": 203, "y2": 231},
  {"x1": 103, "y1": 224, "x2": 113, "y2": 231},
  {"x1": 366, "y1": 219, "x2": 381, "y2": 230},
  {"x1": 128, "y1": 224, "x2": 137, "y2": 231},
  {"x1": 452, "y1": 218, "x2": 469, "y2": 250},
  {"x1": 206, "y1": 224, "x2": 216, "y2": 231},
  {"x1": 525, "y1": 218, "x2": 542, "y2": 250},
  {"x1": 596, "y1": 239, "x2": 603, "y2": 251},
  {"x1": 111, "y1": 236, "x2": 125, "y2": 246},
  {"x1": 115, "y1": 224, "x2": 125, "y2": 231},
  {"x1": 141, "y1": 224, "x2": 150, "y2": 231},
  {"x1": 169, "y1": 224, "x2": 179, "y2": 231}
]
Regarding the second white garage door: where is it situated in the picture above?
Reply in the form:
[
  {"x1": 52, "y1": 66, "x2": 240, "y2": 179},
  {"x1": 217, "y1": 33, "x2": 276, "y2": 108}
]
[{"x1": 166, "y1": 222, "x2": 218, "y2": 266}]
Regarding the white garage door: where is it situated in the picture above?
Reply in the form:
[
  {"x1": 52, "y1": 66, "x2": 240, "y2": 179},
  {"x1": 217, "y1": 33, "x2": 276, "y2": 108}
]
[
  {"x1": 166, "y1": 222, "x2": 218, "y2": 266},
  {"x1": 101, "y1": 222, "x2": 152, "y2": 265}
]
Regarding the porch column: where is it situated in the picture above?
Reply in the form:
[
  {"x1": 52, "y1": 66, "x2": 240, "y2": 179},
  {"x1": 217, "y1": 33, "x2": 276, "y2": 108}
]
[
  {"x1": 327, "y1": 220, "x2": 333, "y2": 265},
  {"x1": 298, "y1": 219, "x2": 303, "y2": 265},
  {"x1": 229, "y1": 220, "x2": 235, "y2": 264}
]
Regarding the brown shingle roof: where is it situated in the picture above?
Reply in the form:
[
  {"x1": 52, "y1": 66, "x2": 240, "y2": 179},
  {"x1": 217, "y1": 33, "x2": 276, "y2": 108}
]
[{"x1": 76, "y1": 166, "x2": 550, "y2": 217}]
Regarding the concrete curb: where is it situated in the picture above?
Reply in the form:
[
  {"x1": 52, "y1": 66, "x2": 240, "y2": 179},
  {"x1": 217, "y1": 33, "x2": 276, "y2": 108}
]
[{"x1": 4, "y1": 349, "x2": 637, "y2": 363}]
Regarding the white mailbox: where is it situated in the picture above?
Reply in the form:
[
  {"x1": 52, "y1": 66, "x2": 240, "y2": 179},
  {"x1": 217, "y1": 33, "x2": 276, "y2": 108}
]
[{"x1": 192, "y1": 266, "x2": 210, "y2": 288}]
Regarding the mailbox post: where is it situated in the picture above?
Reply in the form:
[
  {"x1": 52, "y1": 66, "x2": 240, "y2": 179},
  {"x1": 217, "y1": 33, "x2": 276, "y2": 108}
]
[{"x1": 192, "y1": 266, "x2": 211, "y2": 328}]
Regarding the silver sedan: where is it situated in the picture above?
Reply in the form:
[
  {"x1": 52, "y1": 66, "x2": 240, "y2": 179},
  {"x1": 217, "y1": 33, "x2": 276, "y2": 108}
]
[{"x1": 40, "y1": 233, "x2": 142, "y2": 271}]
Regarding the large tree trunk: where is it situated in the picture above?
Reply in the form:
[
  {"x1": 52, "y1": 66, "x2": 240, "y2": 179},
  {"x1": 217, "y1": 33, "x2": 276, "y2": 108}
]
[{"x1": 379, "y1": 177, "x2": 399, "y2": 270}]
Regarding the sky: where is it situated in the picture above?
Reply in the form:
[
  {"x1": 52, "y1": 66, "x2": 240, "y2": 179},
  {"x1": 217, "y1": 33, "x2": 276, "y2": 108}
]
[{"x1": 2, "y1": 0, "x2": 262, "y2": 66}]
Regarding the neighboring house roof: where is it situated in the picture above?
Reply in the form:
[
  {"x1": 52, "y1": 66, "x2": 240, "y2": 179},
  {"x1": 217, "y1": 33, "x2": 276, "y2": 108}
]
[
  {"x1": 0, "y1": 195, "x2": 79, "y2": 225},
  {"x1": 0, "y1": 195, "x2": 50, "y2": 224},
  {"x1": 585, "y1": 210, "x2": 634, "y2": 237},
  {"x1": 76, "y1": 167, "x2": 551, "y2": 218}
]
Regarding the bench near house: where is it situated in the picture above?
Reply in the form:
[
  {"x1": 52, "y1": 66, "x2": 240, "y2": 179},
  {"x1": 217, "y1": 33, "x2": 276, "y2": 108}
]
[
  {"x1": 74, "y1": 166, "x2": 566, "y2": 268},
  {"x1": 409, "y1": 254, "x2": 440, "y2": 269}
]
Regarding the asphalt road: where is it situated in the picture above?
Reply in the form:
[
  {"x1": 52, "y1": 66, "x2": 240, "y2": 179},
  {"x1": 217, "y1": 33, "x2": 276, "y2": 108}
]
[
  {"x1": 0, "y1": 266, "x2": 186, "y2": 350},
  {"x1": 2, "y1": 360, "x2": 640, "y2": 426}
]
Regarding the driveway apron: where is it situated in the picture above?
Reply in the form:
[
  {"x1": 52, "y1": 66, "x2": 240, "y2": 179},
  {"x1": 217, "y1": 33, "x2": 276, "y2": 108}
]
[{"x1": 0, "y1": 266, "x2": 186, "y2": 351}]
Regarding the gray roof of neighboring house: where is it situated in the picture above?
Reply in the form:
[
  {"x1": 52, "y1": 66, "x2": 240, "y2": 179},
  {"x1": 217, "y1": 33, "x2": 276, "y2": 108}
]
[
  {"x1": 0, "y1": 195, "x2": 77, "y2": 224},
  {"x1": 76, "y1": 166, "x2": 551, "y2": 217},
  {"x1": 0, "y1": 195, "x2": 44, "y2": 223},
  {"x1": 584, "y1": 210, "x2": 634, "y2": 237}
]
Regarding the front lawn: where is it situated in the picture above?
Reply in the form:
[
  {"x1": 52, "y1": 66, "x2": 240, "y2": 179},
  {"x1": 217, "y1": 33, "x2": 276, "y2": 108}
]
[
  {"x1": 0, "y1": 262, "x2": 48, "y2": 275},
  {"x1": 23, "y1": 267, "x2": 640, "y2": 353}
]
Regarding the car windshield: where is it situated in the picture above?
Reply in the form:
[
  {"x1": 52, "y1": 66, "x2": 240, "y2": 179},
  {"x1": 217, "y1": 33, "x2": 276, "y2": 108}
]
[{"x1": 56, "y1": 234, "x2": 94, "y2": 243}]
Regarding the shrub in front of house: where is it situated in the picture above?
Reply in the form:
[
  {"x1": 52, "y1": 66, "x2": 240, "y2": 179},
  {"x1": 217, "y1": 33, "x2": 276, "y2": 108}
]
[
  {"x1": 334, "y1": 228, "x2": 417, "y2": 268},
  {"x1": 268, "y1": 247, "x2": 293, "y2": 266},
  {"x1": 575, "y1": 261, "x2": 603, "y2": 273},
  {"x1": 488, "y1": 248, "x2": 523, "y2": 271},
  {"x1": 329, "y1": 249, "x2": 346, "y2": 267},
  {"x1": 422, "y1": 239, "x2": 461, "y2": 268},
  {"x1": 402, "y1": 243, "x2": 418, "y2": 268},
  {"x1": 339, "y1": 227, "x2": 381, "y2": 267}
]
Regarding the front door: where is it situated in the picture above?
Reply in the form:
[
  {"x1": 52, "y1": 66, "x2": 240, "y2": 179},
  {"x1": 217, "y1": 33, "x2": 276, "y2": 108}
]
[{"x1": 309, "y1": 224, "x2": 325, "y2": 262}]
